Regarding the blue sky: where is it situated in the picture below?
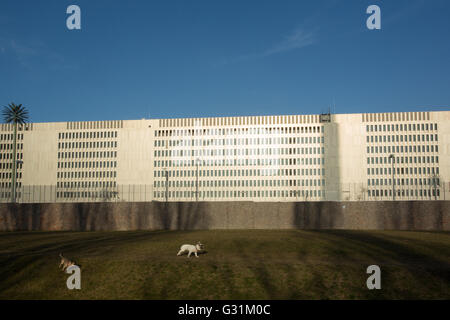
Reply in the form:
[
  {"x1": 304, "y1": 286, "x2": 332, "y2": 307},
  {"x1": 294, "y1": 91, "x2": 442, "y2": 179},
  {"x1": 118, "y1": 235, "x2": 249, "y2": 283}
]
[{"x1": 0, "y1": 0, "x2": 449, "y2": 123}]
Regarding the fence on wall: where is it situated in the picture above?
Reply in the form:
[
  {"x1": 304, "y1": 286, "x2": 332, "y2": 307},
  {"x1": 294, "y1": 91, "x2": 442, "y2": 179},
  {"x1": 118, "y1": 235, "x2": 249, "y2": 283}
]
[
  {"x1": 0, "y1": 185, "x2": 154, "y2": 203},
  {"x1": 0, "y1": 181, "x2": 449, "y2": 203}
]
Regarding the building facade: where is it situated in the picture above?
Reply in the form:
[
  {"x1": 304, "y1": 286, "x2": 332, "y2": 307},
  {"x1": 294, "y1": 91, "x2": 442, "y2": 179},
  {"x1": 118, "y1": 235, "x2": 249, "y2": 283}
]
[{"x1": 0, "y1": 110, "x2": 449, "y2": 202}]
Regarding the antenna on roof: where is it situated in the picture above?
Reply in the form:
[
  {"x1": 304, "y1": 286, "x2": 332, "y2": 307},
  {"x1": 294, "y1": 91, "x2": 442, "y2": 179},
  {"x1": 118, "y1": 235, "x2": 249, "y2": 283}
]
[{"x1": 320, "y1": 101, "x2": 332, "y2": 123}]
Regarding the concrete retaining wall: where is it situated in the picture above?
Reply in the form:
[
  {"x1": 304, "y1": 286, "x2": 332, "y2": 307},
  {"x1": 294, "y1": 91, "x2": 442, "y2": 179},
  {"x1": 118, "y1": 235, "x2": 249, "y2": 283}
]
[{"x1": 0, "y1": 201, "x2": 449, "y2": 231}]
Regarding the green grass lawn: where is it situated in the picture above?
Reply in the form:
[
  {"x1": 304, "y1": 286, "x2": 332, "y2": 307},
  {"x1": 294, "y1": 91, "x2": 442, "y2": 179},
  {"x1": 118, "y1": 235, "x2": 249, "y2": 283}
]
[{"x1": 0, "y1": 230, "x2": 449, "y2": 299}]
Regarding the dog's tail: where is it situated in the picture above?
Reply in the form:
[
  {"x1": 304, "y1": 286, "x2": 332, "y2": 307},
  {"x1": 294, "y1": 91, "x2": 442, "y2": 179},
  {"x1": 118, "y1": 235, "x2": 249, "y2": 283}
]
[{"x1": 59, "y1": 253, "x2": 63, "y2": 258}]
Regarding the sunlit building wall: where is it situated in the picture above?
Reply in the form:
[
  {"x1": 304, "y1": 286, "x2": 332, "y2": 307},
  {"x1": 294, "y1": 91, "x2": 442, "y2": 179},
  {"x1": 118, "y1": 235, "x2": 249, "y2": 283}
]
[{"x1": 0, "y1": 110, "x2": 448, "y2": 202}]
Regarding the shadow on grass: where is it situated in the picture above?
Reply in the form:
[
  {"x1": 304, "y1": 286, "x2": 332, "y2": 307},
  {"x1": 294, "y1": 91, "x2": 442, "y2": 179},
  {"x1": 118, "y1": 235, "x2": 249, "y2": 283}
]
[
  {"x1": 306, "y1": 230, "x2": 450, "y2": 298},
  {"x1": 175, "y1": 250, "x2": 208, "y2": 257},
  {"x1": 230, "y1": 238, "x2": 280, "y2": 299},
  {"x1": 1, "y1": 230, "x2": 449, "y2": 299},
  {"x1": 315, "y1": 230, "x2": 450, "y2": 270},
  {"x1": 0, "y1": 230, "x2": 192, "y2": 294}
]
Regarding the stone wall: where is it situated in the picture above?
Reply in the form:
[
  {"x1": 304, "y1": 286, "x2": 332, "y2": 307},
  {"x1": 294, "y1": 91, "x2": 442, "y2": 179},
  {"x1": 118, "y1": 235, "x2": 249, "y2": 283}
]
[{"x1": 0, "y1": 201, "x2": 449, "y2": 231}]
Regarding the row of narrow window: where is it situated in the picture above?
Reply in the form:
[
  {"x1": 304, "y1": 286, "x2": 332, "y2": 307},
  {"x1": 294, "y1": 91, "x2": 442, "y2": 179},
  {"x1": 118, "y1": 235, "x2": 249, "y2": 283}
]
[
  {"x1": 0, "y1": 134, "x2": 24, "y2": 141},
  {"x1": 368, "y1": 177, "x2": 440, "y2": 186},
  {"x1": 367, "y1": 166, "x2": 439, "y2": 176},
  {"x1": 367, "y1": 189, "x2": 440, "y2": 198},
  {"x1": 155, "y1": 157, "x2": 325, "y2": 168},
  {"x1": 58, "y1": 131, "x2": 118, "y2": 139},
  {"x1": 155, "y1": 178, "x2": 325, "y2": 188},
  {"x1": 155, "y1": 126, "x2": 324, "y2": 137},
  {"x1": 366, "y1": 123, "x2": 437, "y2": 132},
  {"x1": 155, "y1": 168, "x2": 326, "y2": 178},
  {"x1": 58, "y1": 141, "x2": 117, "y2": 149},
  {"x1": 366, "y1": 134, "x2": 438, "y2": 143},
  {"x1": 57, "y1": 181, "x2": 116, "y2": 188},
  {"x1": 154, "y1": 189, "x2": 325, "y2": 199},
  {"x1": 155, "y1": 136, "x2": 324, "y2": 147},
  {"x1": 155, "y1": 147, "x2": 325, "y2": 158},
  {"x1": 56, "y1": 191, "x2": 118, "y2": 199},
  {"x1": 0, "y1": 143, "x2": 24, "y2": 151},
  {"x1": 58, "y1": 151, "x2": 117, "y2": 159},
  {"x1": 57, "y1": 161, "x2": 117, "y2": 169},
  {"x1": 0, "y1": 157, "x2": 23, "y2": 170},
  {"x1": 367, "y1": 156, "x2": 438, "y2": 165},
  {"x1": 0, "y1": 172, "x2": 22, "y2": 180},
  {"x1": 367, "y1": 145, "x2": 438, "y2": 154}
]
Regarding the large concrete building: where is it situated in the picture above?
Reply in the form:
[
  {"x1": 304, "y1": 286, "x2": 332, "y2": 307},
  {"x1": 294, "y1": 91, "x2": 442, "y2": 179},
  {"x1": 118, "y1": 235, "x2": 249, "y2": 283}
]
[{"x1": 0, "y1": 110, "x2": 449, "y2": 202}]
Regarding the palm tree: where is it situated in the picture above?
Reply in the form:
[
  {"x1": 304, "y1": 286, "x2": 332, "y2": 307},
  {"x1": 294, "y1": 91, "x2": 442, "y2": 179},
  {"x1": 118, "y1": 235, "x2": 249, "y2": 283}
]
[{"x1": 2, "y1": 103, "x2": 29, "y2": 202}]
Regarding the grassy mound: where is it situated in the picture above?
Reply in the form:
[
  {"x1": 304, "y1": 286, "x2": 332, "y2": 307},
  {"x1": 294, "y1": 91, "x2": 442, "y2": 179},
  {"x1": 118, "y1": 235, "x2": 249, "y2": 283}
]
[{"x1": 0, "y1": 230, "x2": 449, "y2": 299}]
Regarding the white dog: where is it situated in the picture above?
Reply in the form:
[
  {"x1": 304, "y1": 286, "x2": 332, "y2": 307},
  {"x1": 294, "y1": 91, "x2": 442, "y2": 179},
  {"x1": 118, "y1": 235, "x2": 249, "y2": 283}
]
[{"x1": 177, "y1": 241, "x2": 204, "y2": 258}]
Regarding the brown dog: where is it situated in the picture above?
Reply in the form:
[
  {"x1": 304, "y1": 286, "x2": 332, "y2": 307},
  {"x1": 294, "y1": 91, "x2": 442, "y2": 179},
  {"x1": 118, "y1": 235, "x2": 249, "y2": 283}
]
[{"x1": 59, "y1": 253, "x2": 75, "y2": 272}]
